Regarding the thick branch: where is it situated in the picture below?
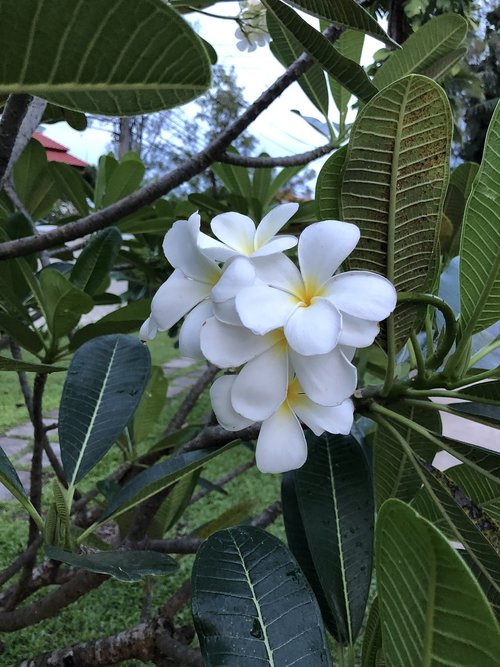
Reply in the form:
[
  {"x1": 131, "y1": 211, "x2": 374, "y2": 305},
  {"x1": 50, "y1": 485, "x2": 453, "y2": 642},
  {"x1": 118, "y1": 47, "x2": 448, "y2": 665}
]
[
  {"x1": 0, "y1": 25, "x2": 341, "y2": 260},
  {"x1": 218, "y1": 143, "x2": 334, "y2": 168},
  {"x1": 0, "y1": 94, "x2": 33, "y2": 187}
]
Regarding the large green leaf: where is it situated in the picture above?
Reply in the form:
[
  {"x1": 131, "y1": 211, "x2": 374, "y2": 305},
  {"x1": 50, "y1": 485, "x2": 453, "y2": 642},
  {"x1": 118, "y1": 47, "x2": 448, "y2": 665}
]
[
  {"x1": 444, "y1": 161, "x2": 479, "y2": 258},
  {"x1": 374, "y1": 402, "x2": 441, "y2": 508},
  {"x1": 132, "y1": 365, "x2": 168, "y2": 444},
  {"x1": 373, "y1": 14, "x2": 468, "y2": 91},
  {"x1": 192, "y1": 526, "x2": 333, "y2": 666},
  {"x1": 283, "y1": 0, "x2": 396, "y2": 47},
  {"x1": 1, "y1": 0, "x2": 211, "y2": 115},
  {"x1": 262, "y1": 0, "x2": 377, "y2": 103},
  {"x1": 70, "y1": 228, "x2": 122, "y2": 295},
  {"x1": 443, "y1": 464, "x2": 500, "y2": 525},
  {"x1": 0, "y1": 447, "x2": 40, "y2": 522},
  {"x1": 0, "y1": 356, "x2": 65, "y2": 373},
  {"x1": 294, "y1": 432, "x2": 374, "y2": 645},
  {"x1": 361, "y1": 597, "x2": 382, "y2": 667},
  {"x1": 12, "y1": 139, "x2": 59, "y2": 219},
  {"x1": 100, "y1": 156, "x2": 146, "y2": 208},
  {"x1": 0, "y1": 313, "x2": 42, "y2": 355},
  {"x1": 98, "y1": 442, "x2": 237, "y2": 523},
  {"x1": 340, "y1": 75, "x2": 451, "y2": 350},
  {"x1": 450, "y1": 402, "x2": 500, "y2": 428},
  {"x1": 51, "y1": 162, "x2": 91, "y2": 216},
  {"x1": 45, "y1": 546, "x2": 177, "y2": 582},
  {"x1": 39, "y1": 268, "x2": 94, "y2": 338},
  {"x1": 316, "y1": 146, "x2": 347, "y2": 219},
  {"x1": 329, "y1": 30, "x2": 364, "y2": 118},
  {"x1": 432, "y1": 434, "x2": 500, "y2": 483},
  {"x1": 60, "y1": 334, "x2": 150, "y2": 486},
  {"x1": 268, "y1": 13, "x2": 329, "y2": 118},
  {"x1": 149, "y1": 470, "x2": 200, "y2": 539},
  {"x1": 376, "y1": 499, "x2": 499, "y2": 667},
  {"x1": 459, "y1": 101, "x2": 500, "y2": 335}
]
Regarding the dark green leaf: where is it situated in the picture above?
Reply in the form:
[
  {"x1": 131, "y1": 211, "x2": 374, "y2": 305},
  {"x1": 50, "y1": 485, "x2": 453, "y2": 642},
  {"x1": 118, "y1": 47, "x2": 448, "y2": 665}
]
[
  {"x1": 262, "y1": 0, "x2": 377, "y2": 103},
  {"x1": 0, "y1": 313, "x2": 43, "y2": 355},
  {"x1": 361, "y1": 597, "x2": 382, "y2": 667},
  {"x1": 70, "y1": 228, "x2": 122, "y2": 295},
  {"x1": 133, "y1": 365, "x2": 168, "y2": 444},
  {"x1": 149, "y1": 470, "x2": 201, "y2": 539},
  {"x1": 1, "y1": 0, "x2": 212, "y2": 115},
  {"x1": 70, "y1": 299, "x2": 151, "y2": 349},
  {"x1": 294, "y1": 432, "x2": 374, "y2": 644},
  {"x1": 60, "y1": 334, "x2": 150, "y2": 486},
  {"x1": 373, "y1": 14, "x2": 467, "y2": 91},
  {"x1": 12, "y1": 139, "x2": 58, "y2": 219},
  {"x1": 330, "y1": 30, "x2": 364, "y2": 118},
  {"x1": 434, "y1": 434, "x2": 500, "y2": 482},
  {"x1": 0, "y1": 446, "x2": 28, "y2": 499},
  {"x1": 45, "y1": 546, "x2": 177, "y2": 581},
  {"x1": 450, "y1": 402, "x2": 500, "y2": 427},
  {"x1": 192, "y1": 526, "x2": 333, "y2": 666},
  {"x1": 0, "y1": 356, "x2": 65, "y2": 373},
  {"x1": 340, "y1": 75, "x2": 451, "y2": 350},
  {"x1": 51, "y1": 162, "x2": 90, "y2": 216},
  {"x1": 101, "y1": 158, "x2": 145, "y2": 208},
  {"x1": 39, "y1": 268, "x2": 94, "y2": 338},
  {"x1": 376, "y1": 500, "x2": 499, "y2": 667},
  {"x1": 315, "y1": 146, "x2": 347, "y2": 219},
  {"x1": 99, "y1": 442, "x2": 237, "y2": 522},
  {"x1": 444, "y1": 161, "x2": 479, "y2": 257},
  {"x1": 422, "y1": 46, "x2": 467, "y2": 81}
]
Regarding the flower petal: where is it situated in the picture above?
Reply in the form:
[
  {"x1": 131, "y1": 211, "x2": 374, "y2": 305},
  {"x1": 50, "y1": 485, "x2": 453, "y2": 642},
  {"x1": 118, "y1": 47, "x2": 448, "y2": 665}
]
[
  {"x1": 179, "y1": 300, "x2": 214, "y2": 360},
  {"x1": 212, "y1": 299, "x2": 243, "y2": 326},
  {"x1": 256, "y1": 404, "x2": 307, "y2": 473},
  {"x1": 231, "y1": 343, "x2": 288, "y2": 421},
  {"x1": 289, "y1": 346, "x2": 357, "y2": 406},
  {"x1": 210, "y1": 375, "x2": 255, "y2": 431},
  {"x1": 236, "y1": 285, "x2": 298, "y2": 335},
  {"x1": 324, "y1": 271, "x2": 397, "y2": 321},
  {"x1": 254, "y1": 202, "x2": 298, "y2": 248},
  {"x1": 163, "y1": 215, "x2": 220, "y2": 283},
  {"x1": 210, "y1": 212, "x2": 256, "y2": 255},
  {"x1": 293, "y1": 396, "x2": 354, "y2": 436},
  {"x1": 139, "y1": 316, "x2": 158, "y2": 341},
  {"x1": 151, "y1": 270, "x2": 210, "y2": 331},
  {"x1": 200, "y1": 317, "x2": 276, "y2": 368},
  {"x1": 338, "y1": 313, "x2": 380, "y2": 348},
  {"x1": 211, "y1": 257, "x2": 256, "y2": 303},
  {"x1": 251, "y1": 235, "x2": 298, "y2": 257},
  {"x1": 198, "y1": 231, "x2": 237, "y2": 262},
  {"x1": 298, "y1": 221, "x2": 360, "y2": 290},
  {"x1": 284, "y1": 298, "x2": 341, "y2": 356},
  {"x1": 252, "y1": 252, "x2": 303, "y2": 293}
]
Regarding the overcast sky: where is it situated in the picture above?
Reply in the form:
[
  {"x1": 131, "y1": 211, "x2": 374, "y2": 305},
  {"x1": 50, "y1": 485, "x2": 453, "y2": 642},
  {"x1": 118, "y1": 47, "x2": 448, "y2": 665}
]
[{"x1": 42, "y1": 3, "x2": 383, "y2": 167}]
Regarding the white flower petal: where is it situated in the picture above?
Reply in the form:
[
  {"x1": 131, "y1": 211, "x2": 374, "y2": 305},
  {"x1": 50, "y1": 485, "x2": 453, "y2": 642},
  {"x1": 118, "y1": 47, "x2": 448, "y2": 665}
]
[
  {"x1": 298, "y1": 221, "x2": 360, "y2": 289},
  {"x1": 256, "y1": 405, "x2": 307, "y2": 473},
  {"x1": 211, "y1": 212, "x2": 256, "y2": 255},
  {"x1": 324, "y1": 271, "x2": 397, "y2": 321},
  {"x1": 293, "y1": 396, "x2": 354, "y2": 436},
  {"x1": 254, "y1": 203, "x2": 298, "y2": 248},
  {"x1": 212, "y1": 299, "x2": 243, "y2": 326},
  {"x1": 163, "y1": 215, "x2": 220, "y2": 283},
  {"x1": 252, "y1": 253, "x2": 303, "y2": 293},
  {"x1": 139, "y1": 316, "x2": 158, "y2": 341},
  {"x1": 151, "y1": 270, "x2": 210, "y2": 331},
  {"x1": 179, "y1": 301, "x2": 214, "y2": 360},
  {"x1": 200, "y1": 317, "x2": 276, "y2": 368},
  {"x1": 338, "y1": 313, "x2": 380, "y2": 348},
  {"x1": 341, "y1": 345, "x2": 356, "y2": 362},
  {"x1": 198, "y1": 231, "x2": 237, "y2": 262},
  {"x1": 284, "y1": 298, "x2": 341, "y2": 356},
  {"x1": 289, "y1": 347, "x2": 357, "y2": 406},
  {"x1": 231, "y1": 343, "x2": 288, "y2": 421},
  {"x1": 210, "y1": 375, "x2": 255, "y2": 431},
  {"x1": 251, "y1": 235, "x2": 298, "y2": 257},
  {"x1": 236, "y1": 285, "x2": 298, "y2": 335},
  {"x1": 211, "y1": 257, "x2": 256, "y2": 303}
]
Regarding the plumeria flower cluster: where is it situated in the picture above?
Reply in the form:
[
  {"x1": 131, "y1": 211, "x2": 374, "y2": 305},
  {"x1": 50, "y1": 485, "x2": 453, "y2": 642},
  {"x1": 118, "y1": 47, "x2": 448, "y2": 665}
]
[
  {"x1": 141, "y1": 204, "x2": 397, "y2": 473},
  {"x1": 235, "y1": 0, "x2": 270, "y2": 52}
]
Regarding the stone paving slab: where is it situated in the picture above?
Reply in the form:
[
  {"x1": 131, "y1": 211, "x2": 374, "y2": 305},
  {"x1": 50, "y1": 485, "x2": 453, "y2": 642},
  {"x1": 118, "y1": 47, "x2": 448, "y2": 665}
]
[
  {"x1": 0, "y1": 471, "x2": 30, "y2": 501},
  {"x1": 0, "y1": 437, "x2": 28, "y2": 459}
]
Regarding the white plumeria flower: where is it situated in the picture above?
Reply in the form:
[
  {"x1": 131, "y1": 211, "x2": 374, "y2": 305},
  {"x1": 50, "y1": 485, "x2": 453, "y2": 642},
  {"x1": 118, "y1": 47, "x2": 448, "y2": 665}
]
[
  {"x1": 198, "y1": 203, "x2": 298, "y2": 262},
  {"x1": 211, "y1": 374, "x2": 354, "y2": 473},
  {"x1": 200, "y1": 317, "x2": 357, "y2": 412},
  {"x1": 140, "y1": 213, "x2": 256, "y2": 358},
  {"x1": 235, "y1": 1, "x2": 270, "y2": 52},
  {"x1": 235, "y1": 221, "x2": 397, "y2": 356}
]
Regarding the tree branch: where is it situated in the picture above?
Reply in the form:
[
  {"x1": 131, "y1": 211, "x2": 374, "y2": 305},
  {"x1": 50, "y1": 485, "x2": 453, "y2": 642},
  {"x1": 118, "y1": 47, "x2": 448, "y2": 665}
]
[
  {"x1": 0, "y1": 94, "x2": 33, "y2": 187},
  {"x1": 218, "y1": 143, "x2": 334, "y2": 168},
  {"x1": 0, "y1": 25, "x2": 341, "y2": 260}
]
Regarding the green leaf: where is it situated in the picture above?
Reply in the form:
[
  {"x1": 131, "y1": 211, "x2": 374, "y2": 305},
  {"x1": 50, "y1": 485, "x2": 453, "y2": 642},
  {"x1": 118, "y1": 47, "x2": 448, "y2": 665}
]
[
  {"x1": 99, "y1": 442, "x2": 238, "y2": 523},
  {"x1": 376, "y1": 499, "x2": 499, "y2": 667},
  {"x1": 149, "y1": 470, "x2": 201, "y2": 539},
  {"x1": 459, "y1": 101, "x2": 500, "y2": 335},
  {"x1": 0, "y1": 313, "x2": 43, "y2": 355},
  {"x1": 340, "y1": 75, "x2": 451, "y2": 350},
  {"x1": 374, "y1": 402, "x2": 441, "y2": 508},
  {"x1": 70, "y1": 228, "x2": 122, "y2": 295},
  {"x1": 0, "y1": 447, "x2": 40, "y2": 524},
  {"x1": 444, "y1": 161, "x2": 479, "y2": 258},
  {"x1": 133, "y1": 365, "x2": 168, "y2": 444},
  {"x1": 330, "y1": 30, "x2": 364, "y2": 118},
  {"x1": 294, "y1": 432, "x2": 374, "y2": 645},
  {"x1": 450, "y1": 402, "x2": 500, "y2": 428},
  {"x1": 443, "y1": 465, "x2": 500, "y2": 526},
  {"x1": 282, "y1": 0, "x2": 396, "y2": 47},
  {"x1": 39, "y1": 268, "x2": 94, "y2": 338},
  {"x1": 117, "y1": 216, "x2": 173, "y2": 235},
  {"x1": 361, "y1": 597, "x2": 382, "y2": 667},
  {"x1": 421, "y1": 46, "x2": 467, "y2": 81},
  {"x1": 45, "y1": 546, "x2": 177, "y2": 582},
  {"x1": 60, "y1": 334, "x2": 150, "y2": 486},
  {"x1": 51, "y1": 162, "x2": 90, "y2": 216},
  {"x1": 281, "y1": 473, "x2": 338, "y2": 637},
  {"x1": 0, "y1": 0, "x2": 212, "y2": 115},
  {"x1": 268, "y1": 13, "x2": 329, "y2": 118},
  {"x1": 101, "y1": 158, "x2": 145, "y2": 208},
  {"x1": 0, "y1": 356, "x2": 65, "y2": 373},
  {"x1": 194, "y1": 501, "x2": 255, "y2": 539},
  {"x1": 373, "y1": 14, "x2": 468, "y2": 91},
  {"x1": 70, "y1": 299, "x2": 151, "y2": 350},
  {"x1": 12, "y1": 139, "x2": 59, "y2": 219},
  {"x1": 315, "y1": 146, "x2": 347, "y2": 219},
  {"x1": 433, "y1": 434, "x2": 500, "y2": 483},
  {"x1": 192, "y1": 526, "x2": 333, "y2": 666},
  {"x1": 262, "y1": 0, "x2": 377, "y2": 103}
]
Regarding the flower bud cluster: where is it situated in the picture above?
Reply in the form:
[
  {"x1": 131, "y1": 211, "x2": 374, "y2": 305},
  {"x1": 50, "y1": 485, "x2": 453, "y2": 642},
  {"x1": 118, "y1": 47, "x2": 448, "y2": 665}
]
[{"x1": 141, "y1": 205, "x2": 397, "y2": 473}]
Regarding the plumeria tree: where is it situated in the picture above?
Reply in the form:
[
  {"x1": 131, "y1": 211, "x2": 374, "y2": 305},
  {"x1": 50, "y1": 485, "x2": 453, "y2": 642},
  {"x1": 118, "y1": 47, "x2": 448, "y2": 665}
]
[{"x1": 0, "y1": 0, "x2": 499, "y2": 665}]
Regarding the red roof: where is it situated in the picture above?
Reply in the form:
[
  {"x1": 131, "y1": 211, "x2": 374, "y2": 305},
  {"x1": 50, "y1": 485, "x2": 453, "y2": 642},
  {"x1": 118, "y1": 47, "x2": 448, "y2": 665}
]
[{"x1": 33, "y1": 131, "x2": 88, "y2": 168}]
